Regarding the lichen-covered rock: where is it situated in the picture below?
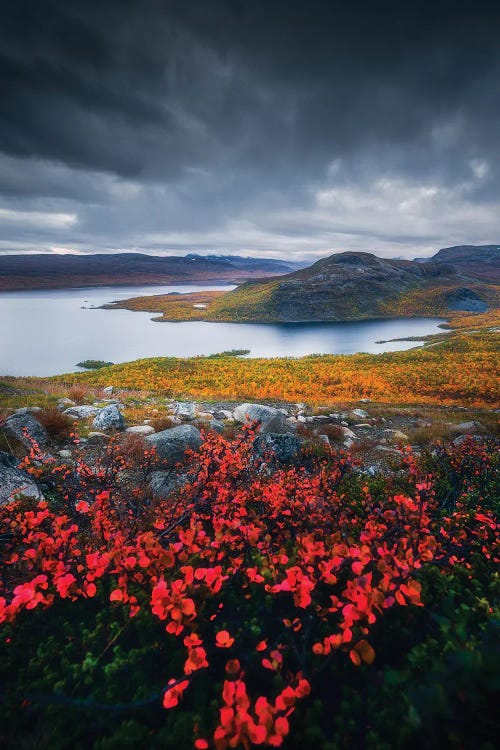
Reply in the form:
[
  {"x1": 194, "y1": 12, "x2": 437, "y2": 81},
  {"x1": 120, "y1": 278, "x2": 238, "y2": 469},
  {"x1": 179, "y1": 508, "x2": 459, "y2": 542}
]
[
  {"x1": 253, "y1": 433, "x2": 303, "y2": 464},
  {"x1": 0, "y1": 464, "x2": 44, "y2": 505},
  {"x1": 340, "y1": 426, "x2": 357, "y2": 439},
  {"x1": 193, "y1": 418, "x2": 225, "y2": 434},
  {"x1": 351, "y1": 408, "x2": 369, "y2": 419},
  {"x1": 57, "y1": 398, "x2": 75, "y2": 410},
  {"x1": 150, "y1": 471, "x2": 189, "y2": 497},
  {"x1": 213, "y1": 409, "x2": 233, "y2": 420},
  {"x1": 233, "y1": 403, "x2": 287, "y2": 433},
  {"x1": 451, "y1": 421, "x2": 484, "y2": 434},
  {"x1": 173, "y1": 402, "x2": 197, "y2": 420},
  {"x1": 0, "y1": 451, "x2": 17, "y2": 468},
  {"x1": 3, "y1": 412, "x2": 48, "y2": 449},
  {"x1": 145, "y1": 424, "x2": 202, "y2": 462},
  {"x1": 92, "y1": 404, "x2": 126, "y2": 431},
  {"x1": 125, "y1": 425, "x2": 155, "y2": 435},
  {"x1": 63, "y1": 405, "x2": 100, "y2": 419}
]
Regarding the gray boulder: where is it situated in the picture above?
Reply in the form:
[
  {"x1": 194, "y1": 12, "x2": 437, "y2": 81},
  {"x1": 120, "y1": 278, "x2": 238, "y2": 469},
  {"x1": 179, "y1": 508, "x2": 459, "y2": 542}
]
[
  {"x1": 150, "y1": 471, "x2": 189, "y2": 497},
  {"x1": 63, "y1": 405, "x2": 100, "y2": 419},
  {"x1": 193, "y1": 418, "x2": 225, "y2": 434},
  {"x1": 352, "y1": 408, "x2": 369, "y2": 419},
  {"x1": 125, "y1": 425, "x2": 155, "y2": 435},
  {"x1": 173, "y1": 401, "x2": 196, "y2": 420},
  {"x1": 209, "y1": 419, "x2": 225, "y2": 434},
  {"x1": 3, "y1": 412, "x2": 48, "y2": 449},
  {"x1": 233, "y1": 403, "x2": 287, "y2": 433},
  {"x1": 145, "y1": 424, "x2": 202, "y2": 462},
  {"x1": 340, "y1": 426, "x2": 357, "y2": 439},
  {"x1": 451, "y1": 421, "x2": 484, "y2": 434},
  {"x1": 213, "y1": 409, "x2": 233, "y2": 420},
  {"x1": 92, "y1": 404, "x2": 126, "y2": 431},
  {"x1": 0, "y1": 464, "x2": 44, "y2": 505},
  {"x1": 253, "y1": 433, "x2": 303, "y2": 464},
  {"x1": 102, "y1": 386, "x2": 115, "y2": 395}
]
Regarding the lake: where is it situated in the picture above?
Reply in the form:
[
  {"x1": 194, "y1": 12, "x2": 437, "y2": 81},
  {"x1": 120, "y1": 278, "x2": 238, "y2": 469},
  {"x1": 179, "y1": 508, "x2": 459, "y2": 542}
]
[{"x1": 0, "y1": 284, "x2": 447, "y2": 376}]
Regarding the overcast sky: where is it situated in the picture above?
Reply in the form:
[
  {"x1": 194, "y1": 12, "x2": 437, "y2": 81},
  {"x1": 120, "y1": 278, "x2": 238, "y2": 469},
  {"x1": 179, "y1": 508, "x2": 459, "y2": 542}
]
[{"x1": 1, "y1": 0, "x2": 499, "y2": 260}]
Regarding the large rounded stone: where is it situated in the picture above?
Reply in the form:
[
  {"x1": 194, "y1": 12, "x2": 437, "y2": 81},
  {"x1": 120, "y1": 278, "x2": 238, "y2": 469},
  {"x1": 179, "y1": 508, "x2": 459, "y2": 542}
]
[
  {"x1": 173, "y1": 401, "x2": 197, "y2": 420},
  {"x1": 233, "y1": 403, "x2": 287, "y2": 433},
  {"x1": 125, "y1": 425, "x2": 155, "y2": 435},
  {"x1": 150, "y1": 471, "x2": 189, "y2": 497},
  {"x1": 63, "y1": 405, "x2": 100, "y2": 419},
  {"x1": 3, "y1": 412, "x2": 48, "y2": 449},
  {"x1": 145, "y1": 424, "x2": 202, "y2": 462},
  {"x1": 253, "y1": 433, "x2": 303, "y2": 464},
  {"x1": 92, "y1": 404, "x2": 126, "y2": 431},
  {"x1": 451, "y1": 421, "x2": 484, "y2": 434}
]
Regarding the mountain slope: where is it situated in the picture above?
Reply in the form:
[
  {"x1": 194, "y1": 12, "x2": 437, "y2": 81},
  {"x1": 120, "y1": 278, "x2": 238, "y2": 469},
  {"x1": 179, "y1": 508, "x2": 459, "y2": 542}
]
[{"x1": 203, "y1": 251, "x2": 498, "y2": 322}]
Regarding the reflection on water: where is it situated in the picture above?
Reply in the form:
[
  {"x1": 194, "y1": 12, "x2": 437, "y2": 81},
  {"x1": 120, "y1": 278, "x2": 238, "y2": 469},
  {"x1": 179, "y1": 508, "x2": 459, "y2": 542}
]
[{"x1": 0, "y1": 284, "x2": 447, "y2": 376}]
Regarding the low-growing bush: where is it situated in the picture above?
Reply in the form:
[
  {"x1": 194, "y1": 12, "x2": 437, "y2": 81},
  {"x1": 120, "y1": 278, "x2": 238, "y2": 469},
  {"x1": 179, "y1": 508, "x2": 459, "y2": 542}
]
[
  {"x1": 149, "y1": 416, "x2": 177, "y2": 433},
  {"x1": 0, "y1": 433, "x2": 498, "y2": 749},
  {"x1": 37, "y1": 406, "x2": 73, "y2": 440},
  {"x1": 68, "y1": 383, "x2": 92, "y2": 404}
]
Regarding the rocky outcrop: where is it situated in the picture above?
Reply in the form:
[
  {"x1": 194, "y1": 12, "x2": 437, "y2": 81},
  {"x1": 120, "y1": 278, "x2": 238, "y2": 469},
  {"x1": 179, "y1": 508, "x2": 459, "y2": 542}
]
[
  {"x1": 445, "y1": 287, "x2": 488, "y2": 312},
  {"x1": 145, "y1": 424, "x2": 202, "y2": 462},
  {"x1": 2, "y1": 412, "x2": 48, "y2": 449}
]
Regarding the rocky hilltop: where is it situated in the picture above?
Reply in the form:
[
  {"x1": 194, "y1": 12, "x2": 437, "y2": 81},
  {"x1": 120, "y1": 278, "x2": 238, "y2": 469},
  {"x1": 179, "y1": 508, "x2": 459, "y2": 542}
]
[{"x1": 186, "y1": 247, "x2": 500, "y2": 322}]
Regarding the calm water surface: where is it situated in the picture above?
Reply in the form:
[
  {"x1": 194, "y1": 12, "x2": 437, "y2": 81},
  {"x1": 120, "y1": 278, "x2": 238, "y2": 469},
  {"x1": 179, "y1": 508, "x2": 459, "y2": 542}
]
[{"x1": 0, "y1": 285, "x2": 447, "y2": 376}]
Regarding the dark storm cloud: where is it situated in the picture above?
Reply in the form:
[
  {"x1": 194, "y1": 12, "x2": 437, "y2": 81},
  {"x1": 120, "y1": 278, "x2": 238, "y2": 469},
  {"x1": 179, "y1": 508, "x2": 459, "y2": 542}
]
[{"x1": 1, "y1": 0, "x2": 499, "y2": 258}]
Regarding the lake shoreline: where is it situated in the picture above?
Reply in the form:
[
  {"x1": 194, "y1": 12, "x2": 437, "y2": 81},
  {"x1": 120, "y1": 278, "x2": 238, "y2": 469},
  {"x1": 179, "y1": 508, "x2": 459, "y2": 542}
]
[
  {"x1": 99, "y1": 289, "x2": 452, "y2": 326},
  {"x1": 0, "y1": 283, "x2": 451, "y2": 377}
]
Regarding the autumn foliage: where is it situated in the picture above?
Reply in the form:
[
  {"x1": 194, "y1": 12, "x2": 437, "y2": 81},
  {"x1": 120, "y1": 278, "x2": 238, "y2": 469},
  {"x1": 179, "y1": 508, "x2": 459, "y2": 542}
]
[
  {"x1": 61, "y1": 328, "x2": 499, "y2": 407},
  {"x1": 0, "y1": 431, "x2": 498, "y2": 748}
]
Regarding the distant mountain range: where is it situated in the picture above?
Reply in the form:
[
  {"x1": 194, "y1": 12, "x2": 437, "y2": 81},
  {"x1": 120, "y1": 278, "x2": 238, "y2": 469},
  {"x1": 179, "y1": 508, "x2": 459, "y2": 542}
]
[
  {"x1": 199, "y1": 245, "x2": 500, "y2": 322},
  {"x1": 0, "y1": 253, "x2": 305, "y2": 291}
]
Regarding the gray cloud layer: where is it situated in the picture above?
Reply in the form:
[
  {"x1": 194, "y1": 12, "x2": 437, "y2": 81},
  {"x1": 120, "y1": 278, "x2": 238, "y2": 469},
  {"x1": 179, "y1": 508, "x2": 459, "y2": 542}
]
[{"x1": 1, "y1": 0, "x2": 499, "y2": 259}]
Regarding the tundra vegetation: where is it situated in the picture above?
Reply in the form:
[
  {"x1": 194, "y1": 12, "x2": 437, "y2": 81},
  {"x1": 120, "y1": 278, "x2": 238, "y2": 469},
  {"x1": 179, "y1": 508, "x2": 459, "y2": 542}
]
[
  {"x1": 56, "y1": 312, "x2": 500, "y2": 408},
  {"x1": 0, "y1": 427, "x2": 498, "y2": 750}
]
